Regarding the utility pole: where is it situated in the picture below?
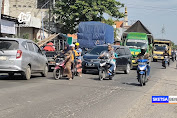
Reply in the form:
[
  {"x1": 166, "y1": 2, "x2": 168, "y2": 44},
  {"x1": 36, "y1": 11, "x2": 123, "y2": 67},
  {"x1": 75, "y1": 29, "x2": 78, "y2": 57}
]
[
  {"x1": 0, "y1": 0, "x2": 2, "y2": 35},
  {"x1": 161, "y1": 24, "x2": 165, "y2": 39},
  {"x1": 49, "y1": 0, "x2": 51, "y2": 35}
]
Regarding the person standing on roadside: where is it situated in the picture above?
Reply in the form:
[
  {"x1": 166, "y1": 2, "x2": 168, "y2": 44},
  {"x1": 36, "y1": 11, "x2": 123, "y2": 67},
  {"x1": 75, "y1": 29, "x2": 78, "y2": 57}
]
[{"x1": 75, "y1": 42, "x2": 83, "y2": 77}]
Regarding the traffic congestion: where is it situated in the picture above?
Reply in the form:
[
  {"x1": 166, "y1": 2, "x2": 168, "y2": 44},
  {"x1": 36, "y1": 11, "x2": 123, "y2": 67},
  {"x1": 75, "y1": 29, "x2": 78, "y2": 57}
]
[
  {"x1": 0, "y1": 0, "x2": 177, "y2": 117},
  {"x1": 0, "y1": 33, "x2": 176, "y2": 86}
]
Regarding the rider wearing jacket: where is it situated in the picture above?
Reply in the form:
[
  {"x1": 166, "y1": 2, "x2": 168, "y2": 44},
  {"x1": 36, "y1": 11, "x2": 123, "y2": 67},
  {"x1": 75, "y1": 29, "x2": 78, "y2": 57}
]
[
  {"x1": 162, "y1": 48, "x2": 170, "y2": 66},
  {"x1": 136, "y1": 45, "x2": 151, "y2": 78}
]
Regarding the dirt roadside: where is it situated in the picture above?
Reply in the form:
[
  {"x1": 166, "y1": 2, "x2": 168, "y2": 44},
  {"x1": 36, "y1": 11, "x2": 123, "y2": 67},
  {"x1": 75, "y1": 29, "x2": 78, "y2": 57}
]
[{"x1": 124, "y1": 63, "x2": 177, "y2": 118}]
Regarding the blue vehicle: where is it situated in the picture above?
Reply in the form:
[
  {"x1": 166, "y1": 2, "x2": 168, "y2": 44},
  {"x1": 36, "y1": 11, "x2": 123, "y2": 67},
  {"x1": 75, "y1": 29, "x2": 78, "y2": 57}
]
[{"x1": 137, "y1": 59, "x2": 149, "y2": 86}]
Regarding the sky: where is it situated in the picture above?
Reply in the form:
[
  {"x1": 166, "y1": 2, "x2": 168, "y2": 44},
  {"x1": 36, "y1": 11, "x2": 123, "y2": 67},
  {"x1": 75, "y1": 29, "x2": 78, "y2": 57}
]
[{"x1": 108, "y1": 0, "x2": 177, "y2": 44}]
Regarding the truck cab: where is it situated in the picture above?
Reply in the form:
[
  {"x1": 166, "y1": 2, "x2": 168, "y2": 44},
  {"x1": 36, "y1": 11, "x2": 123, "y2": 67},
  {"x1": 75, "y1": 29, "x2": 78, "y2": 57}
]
[
  {"x1": 153, "y1": 39, "x2": 172, "y2": 61},
  {"x1": 123, "y1": 32, "x2": 150, "y2": 67}
]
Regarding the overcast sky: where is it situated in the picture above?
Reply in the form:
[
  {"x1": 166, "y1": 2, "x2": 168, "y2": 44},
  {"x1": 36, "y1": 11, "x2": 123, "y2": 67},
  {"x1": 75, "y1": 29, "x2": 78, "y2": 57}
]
[{"x1": 115, "y1": 0, "x2": 177, "y2": 44}]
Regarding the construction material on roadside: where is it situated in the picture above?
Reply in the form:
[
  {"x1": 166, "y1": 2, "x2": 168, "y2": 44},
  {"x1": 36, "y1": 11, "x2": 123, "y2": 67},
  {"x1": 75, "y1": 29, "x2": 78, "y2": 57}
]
[{"x1": 37, "y1": 33, "x2": 59, "y2": 47}]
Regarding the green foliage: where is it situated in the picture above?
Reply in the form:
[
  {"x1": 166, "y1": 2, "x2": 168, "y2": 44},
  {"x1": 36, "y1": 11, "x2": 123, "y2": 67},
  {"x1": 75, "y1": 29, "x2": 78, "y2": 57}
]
[
  {"x1": 54, "y1": 0, "x2": 124, "y2": 34},
  {"x1": 102, "y1": 18, "x2": 115, "y2": 26},
  {"x1": 23, "y1": 33, "x2": 29, "y2": 39},
  {"x1": 34, "y1": 38, "x2": 39, "y2": 43}
]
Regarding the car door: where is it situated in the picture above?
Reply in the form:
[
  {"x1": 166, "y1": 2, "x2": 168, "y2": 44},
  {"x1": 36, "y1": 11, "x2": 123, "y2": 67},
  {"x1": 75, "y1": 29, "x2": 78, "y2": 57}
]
[
  {"x1": 27, "y1": 42, "x2": 38, "y2": 71},
  {"x1": 33, "y1": 43, "x2": 46, "y2": 71},
  {"x1": 121, "y1": 48, "x2": 129, "y2": 68},
  {"x1": 115, "y1": 48, "x2": 123, "y2": 69},
  {"x1": 125, "y1": 47, "x2": 132, "y2": 65}
]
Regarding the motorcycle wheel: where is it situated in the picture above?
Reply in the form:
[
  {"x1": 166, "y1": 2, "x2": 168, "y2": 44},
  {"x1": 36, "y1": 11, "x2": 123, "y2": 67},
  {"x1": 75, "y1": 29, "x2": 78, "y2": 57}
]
[
  {"x1": 53, "y1": 69, "x2": 61, "y2": 80},
  {"x1": 109, "y1": 76, "x2": 113, "y2": 80},
  {"x1": 139, "y1": 75, "x2": 144, "y2": 86},
  {"x1": 99, "y1": 69, "x2": 106, "y2": 81}
]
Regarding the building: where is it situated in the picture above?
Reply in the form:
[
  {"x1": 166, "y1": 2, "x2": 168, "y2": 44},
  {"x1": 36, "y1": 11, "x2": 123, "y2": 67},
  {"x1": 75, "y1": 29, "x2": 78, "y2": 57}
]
[
  {"x1": 114, "y1": 7, "x2": 130, "y2": 41},
  {"x1": 1, "y1": 0, "x2": 57, "y2": 41}
]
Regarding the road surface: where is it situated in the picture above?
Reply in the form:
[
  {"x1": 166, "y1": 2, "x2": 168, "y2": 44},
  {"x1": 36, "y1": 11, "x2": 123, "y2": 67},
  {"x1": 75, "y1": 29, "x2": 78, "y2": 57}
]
[{"x1": 0, "y1": 61, "x2": 177, "y2": 118}]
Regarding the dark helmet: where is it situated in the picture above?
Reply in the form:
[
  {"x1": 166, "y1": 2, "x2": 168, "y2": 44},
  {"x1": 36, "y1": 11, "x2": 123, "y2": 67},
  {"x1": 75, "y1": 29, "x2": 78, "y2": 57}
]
[{"x1": 141, "y1": 44, "x2": 147, "y2": 55}]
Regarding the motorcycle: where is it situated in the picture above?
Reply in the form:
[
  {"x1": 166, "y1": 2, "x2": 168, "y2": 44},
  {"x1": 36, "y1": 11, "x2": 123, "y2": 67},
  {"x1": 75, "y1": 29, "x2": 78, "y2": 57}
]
[
  {"x1": 53, "y1": 56, "x2": 74, "y2": 80},
  {"x1": 98, "y1": 51, "x2": 115, "y2": 81},
  {"x1": 162, "y1": 56, "x2": 169, "y2": 69},
  {"x1": 172, "y1": 53, "x2": 176, "y2": 62},
  {"x1": 137, "y1": 59, "x2": 149, "y2": 86}
]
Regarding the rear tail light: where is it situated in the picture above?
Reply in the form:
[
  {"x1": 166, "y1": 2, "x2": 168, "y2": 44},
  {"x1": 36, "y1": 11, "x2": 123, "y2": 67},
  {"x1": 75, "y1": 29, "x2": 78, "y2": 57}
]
[{"x1": 16, "y1": 50, "x2": 22, "y2": 59}]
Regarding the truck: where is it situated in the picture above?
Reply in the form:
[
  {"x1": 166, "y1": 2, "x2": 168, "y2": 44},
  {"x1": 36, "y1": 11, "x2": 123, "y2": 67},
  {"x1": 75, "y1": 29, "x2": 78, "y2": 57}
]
[
  {"x1": 152, "y1": 39, "x2": 172, "y2": 61},
  {"x1": 77, "y1": 21, "x2": 114, "y2": 49},
  {"x1": 122, "y1": 32, "x2": 153, "y2": 67}
]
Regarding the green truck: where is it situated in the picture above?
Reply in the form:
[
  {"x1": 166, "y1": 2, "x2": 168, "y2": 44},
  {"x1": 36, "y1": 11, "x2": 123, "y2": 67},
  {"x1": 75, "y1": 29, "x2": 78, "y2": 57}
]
[{"x1": 122, "y1": 32, "x2": 153, "y2": 67}]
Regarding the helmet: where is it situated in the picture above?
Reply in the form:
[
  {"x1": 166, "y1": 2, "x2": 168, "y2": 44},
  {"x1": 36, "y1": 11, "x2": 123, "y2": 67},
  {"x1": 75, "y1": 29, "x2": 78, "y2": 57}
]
[
  {"x1": 141, "y1": 44, "x2": 147, "y2": 55},
  {"x1": 70, "y1": 44, "x2": 75, "y2": 47},
  {"x1": 75, "y1": 42, "x2": 80, "y2": 46}
]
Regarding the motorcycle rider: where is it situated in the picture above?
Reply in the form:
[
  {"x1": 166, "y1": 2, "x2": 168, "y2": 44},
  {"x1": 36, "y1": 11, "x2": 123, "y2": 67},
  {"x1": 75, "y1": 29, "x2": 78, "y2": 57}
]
[
  {"x1": 162, "y1": 48, "x2": 170, "y2": 66},
  {"x1": 136, "y1": 45, "x2": 151, "y2": 79},
  {"x1": 171, "y1": 49, "x2": 176, "y2": 62},
  {"x1": 99, "y1": 44, "x2": 116, "y2": 75}
]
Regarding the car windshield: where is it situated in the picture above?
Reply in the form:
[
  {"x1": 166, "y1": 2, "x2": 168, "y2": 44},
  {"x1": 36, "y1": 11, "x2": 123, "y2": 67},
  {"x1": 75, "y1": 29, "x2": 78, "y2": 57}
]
[
  {"x1": 154, "y1": 45, "x2": 166, "y2": 51},
  {"x1": 126, "y1": 39, "x2": 147, "y2": 48},
  {"x1": 89, "y1": 46, "x2": 108, "y2": 55},
  {"x1": 0, "y1": 40, "x2": 19, "y2": 50}
]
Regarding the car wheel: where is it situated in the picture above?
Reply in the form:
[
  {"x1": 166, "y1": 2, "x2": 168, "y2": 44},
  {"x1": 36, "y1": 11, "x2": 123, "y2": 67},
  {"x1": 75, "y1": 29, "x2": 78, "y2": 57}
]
[
  {"x1": 8, "y1": 72, "x2": 14, "y2": 77},
  {"x1": 124, "y1": 63, "x2": 130, "y2": 74},
  {"x1": 22, "y1": 65, "x2": 31, "y2": 80},
  {"x1": 41, "y1": 64, "x2": 48, "y2": 77}
]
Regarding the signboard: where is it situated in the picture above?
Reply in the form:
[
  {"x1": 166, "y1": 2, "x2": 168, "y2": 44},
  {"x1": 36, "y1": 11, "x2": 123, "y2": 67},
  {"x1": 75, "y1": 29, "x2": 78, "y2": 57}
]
[
  {"x1": 1, "y1": 19, "x2": 16, "y2": 34},
  {"x1": 67, "y1": 37, "x2": 73, "y2": 45}
]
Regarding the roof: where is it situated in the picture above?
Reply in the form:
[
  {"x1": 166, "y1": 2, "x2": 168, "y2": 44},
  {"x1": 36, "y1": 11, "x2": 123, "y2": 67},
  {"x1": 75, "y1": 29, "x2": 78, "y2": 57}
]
[
  {"x1": 154, "y1": 39, "x2": 172, "y2": 43},
  {"x1": 114, "y1": 21, "x2": 123, "y2": 28},
  {"x1": 125, "y1": 20, "x2": 152, "y2": 34},
  {"x1": 1, "y1": 14, "x2": 19, "y2": 23}
]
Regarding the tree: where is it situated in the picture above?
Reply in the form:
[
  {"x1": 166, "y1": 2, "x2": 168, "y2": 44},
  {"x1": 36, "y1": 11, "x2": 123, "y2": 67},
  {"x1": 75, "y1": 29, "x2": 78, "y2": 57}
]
[{"x1": 54, "y1": 0, "x2": 124, "y2": 34}]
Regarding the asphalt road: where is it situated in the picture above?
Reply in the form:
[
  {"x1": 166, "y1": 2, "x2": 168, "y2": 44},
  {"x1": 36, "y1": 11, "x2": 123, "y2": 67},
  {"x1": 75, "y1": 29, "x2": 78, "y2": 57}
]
[{"x1": 0, "y1": 61, "x2": 176, "y2": 118}]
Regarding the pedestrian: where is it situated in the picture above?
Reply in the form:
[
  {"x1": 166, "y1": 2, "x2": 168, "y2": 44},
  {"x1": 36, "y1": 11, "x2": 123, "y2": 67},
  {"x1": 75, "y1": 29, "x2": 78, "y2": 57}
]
[
  {"x1": 63, "y1": 44, "x2": 78, "y2": 80},
  {"x1": 62, "y1": 44, "x2": 73, "y2": 80},
  {"x1": 75, "y1": 42, "x2": 82, "y2": 77}
]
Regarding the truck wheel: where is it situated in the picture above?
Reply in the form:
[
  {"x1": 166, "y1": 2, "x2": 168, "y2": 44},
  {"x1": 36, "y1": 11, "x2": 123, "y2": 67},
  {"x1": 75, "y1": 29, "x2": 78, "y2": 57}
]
[
  {"x1": 22, "y1": 65, "x2": 31, "y2": 80},
  {"x1": 124, "y1": 64, "x2": 130, "y2": 74},
  {"x1": 41, "y1": 64, "x2": 48, "y2": 77}
]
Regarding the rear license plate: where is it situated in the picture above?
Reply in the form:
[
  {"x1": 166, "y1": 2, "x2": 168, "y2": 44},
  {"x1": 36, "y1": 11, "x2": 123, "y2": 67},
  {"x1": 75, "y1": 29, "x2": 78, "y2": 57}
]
[
  {"x1": 51, "y1": 67, "x2": 55, "y2": 69},
  {"x1": 0, "y1": 56, "x2": 7, "y2": 61}
]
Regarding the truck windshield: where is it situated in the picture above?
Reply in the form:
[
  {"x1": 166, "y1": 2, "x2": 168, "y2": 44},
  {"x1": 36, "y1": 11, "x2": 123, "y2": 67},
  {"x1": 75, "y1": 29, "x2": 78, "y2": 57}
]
[
  {"x1": 89, "y1": 46, "x2": 108, "y2": 55},
  {"x1": 0, "y1": 40, "x2": 19, "y2": 50},
  {"x1": 126, "y1": 39, "x2": 147, "y2": 48},
  {"x1": 154, "y1": 45, "x2": 166, "y2": 51}
]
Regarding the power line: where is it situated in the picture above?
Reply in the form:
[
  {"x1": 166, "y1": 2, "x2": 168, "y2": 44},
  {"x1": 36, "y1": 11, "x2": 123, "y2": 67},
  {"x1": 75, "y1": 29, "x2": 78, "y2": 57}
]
[
  {"x1": 127, "y1": 6, "x2": 177, "y2": 12},
  {"x1": 126, "y1": 3, "x2": 177, "y2": 12}
]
